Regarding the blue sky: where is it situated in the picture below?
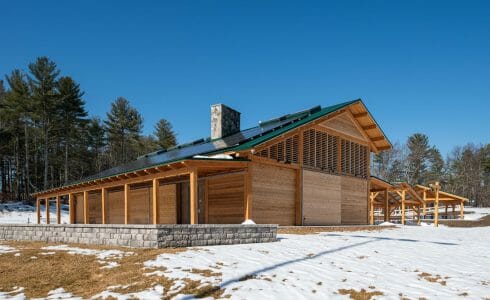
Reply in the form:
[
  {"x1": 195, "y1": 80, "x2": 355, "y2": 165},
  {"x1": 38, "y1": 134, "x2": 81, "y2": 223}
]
[{"x1": 1, "y1": 0, "x2": 489, "y2": 157}]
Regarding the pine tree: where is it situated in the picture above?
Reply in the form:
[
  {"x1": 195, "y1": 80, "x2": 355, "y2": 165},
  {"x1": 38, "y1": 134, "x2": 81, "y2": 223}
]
[
  {"x1": 86, "y1": 117, "x2": 107, "y2": 172},
  {"x1": 28, "y1": 57, "x2": 60, "y2": 189},
  {"x1": 425, "y1": 146, "x2": 444, "y2": 183},
  {"x1": 153, "y1": 118, "x2": 177, "y2": 150},
  {"x1": 105, "y1": 97, "x2": 143, "y2": 165},
  {"x1": 406, "y1": 133, "x2": 430, "y2": 185},
  {"x1": 56, "y1": 76, "x2": 87, "y2": 184}
]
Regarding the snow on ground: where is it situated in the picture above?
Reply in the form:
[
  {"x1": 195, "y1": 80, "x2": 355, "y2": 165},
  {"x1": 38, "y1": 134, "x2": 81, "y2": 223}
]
[
  {"x1": 463, "y1": 207, "x2": 490, "y2": 220},
  {"x1": 0, "y1": 245, "x2": 18, "y2": 254},
  {"x1": 143, "y1": 225, "x2": 490, "y2": 299},
  {"x1": 41, "y1": 245, "x2": 134, "y2": 269},
  {"x1": 0, "y1": 202, "x2": 69, "y2": 224}
]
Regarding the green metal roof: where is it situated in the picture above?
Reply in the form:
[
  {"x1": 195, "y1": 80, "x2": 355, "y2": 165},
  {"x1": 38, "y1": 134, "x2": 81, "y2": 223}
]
[{"x1": 36, "y1": 98, "x2": 386, "y2": 195}]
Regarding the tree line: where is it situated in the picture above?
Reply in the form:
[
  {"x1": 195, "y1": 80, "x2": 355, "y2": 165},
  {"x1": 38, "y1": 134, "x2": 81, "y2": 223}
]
[
  {"x1": 0, "y1": 57, "x2": 176, "y2": 201},
  {"x1": 372, "y1": 133, "x2": 490, "y2": 207}
]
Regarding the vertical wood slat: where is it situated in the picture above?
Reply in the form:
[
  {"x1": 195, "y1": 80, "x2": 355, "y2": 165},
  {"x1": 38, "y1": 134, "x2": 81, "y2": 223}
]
[
  {"x1": 46, "y1": 197, "x2": 50, "y2": 224},
  {"x1": 36, "y1": 197, "x2": 41, "y2": 224},
  {"x1": 101, "y1": 188, "x2": 107, "y2": 224},
  {"x1": 124, "y1": 184, "x2": 129, "y2": 224},
  {"x1": 56, "y1": 195, "x2": 61, "y2": 224},
  {"x1": 152, "y1": 179, "x2": 159, "y2": 224},
  {"x1": 68, "y1": 194, "x2": 74, "y2": 224},
  {"x1": 204, "y1": 179, "x2": 209, "y2": 223},
  {"x1": 384, "y1": 189, "x2": 389, "y2": 222},
  {"x1": 190, "y1": 170, "x2": 198, "y2": 224},
  {"x1": 83, "y1": 191, "x2": 89, "y2": 224}
]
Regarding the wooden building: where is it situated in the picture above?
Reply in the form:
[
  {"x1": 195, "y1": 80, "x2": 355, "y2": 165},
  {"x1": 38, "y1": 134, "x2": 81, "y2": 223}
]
[{"x1": 33, "y1": 99, "x2": 392, "y2": 226}]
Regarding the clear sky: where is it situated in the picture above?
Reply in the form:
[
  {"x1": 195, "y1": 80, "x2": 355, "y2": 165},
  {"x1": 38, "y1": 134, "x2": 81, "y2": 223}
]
[{"x1": 1, "y1": 0, "x2": 489, "y2": 157}]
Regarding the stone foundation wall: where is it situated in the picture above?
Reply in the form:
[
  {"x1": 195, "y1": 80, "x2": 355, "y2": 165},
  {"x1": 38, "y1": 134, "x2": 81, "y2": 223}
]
[{"x1": 0, "y1": 224, "x2": 277, "y2": 248}]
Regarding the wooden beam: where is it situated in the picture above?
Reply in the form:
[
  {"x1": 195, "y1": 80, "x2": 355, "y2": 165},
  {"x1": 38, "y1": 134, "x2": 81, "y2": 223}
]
[
  {"x1": 124, "y1": 184, "x2": 129, "y2": 224},
  {"x1": 83, "y1": 191, "x2": 89, "y2": 224},
  {"x1": 189, "y1": 169, "x2": 198, "y2": 224},
  {"x1": 371, "y1": 136, "x2": 385, "y2": 142},
  {"x1": 101, "y1": 188, "x2": 107, "y2": 224},
  {"x1": 295, "y1": 168, "x2": 303, "y2": 225},
  {"x1": 377, "y1": 146, "x2": 391, "y2": 151},
  {"x1": 152, "y1": 178, "x2": 159, "y2": 224},
  {"x1": 46, "y1": 198, "x2": 50, "y2": 224},
  {"x1": 68, "y1": 193, "x2": 74, "y2": 224},
  {"x1": 56, "y1": 195, "x2": 61, "y2": 224},
  {"x1": 362, "y1": 124, "x2": 377, "y2": 130},
  {"x1": 433, "y1": 182, "x2": 440, "y2": 227},
  {"x1": 36, "y1": 197, "x2": 41, "y2": 224},
  {"x1": 353, "y1": 112, "x2": 368, "y2": 118}
]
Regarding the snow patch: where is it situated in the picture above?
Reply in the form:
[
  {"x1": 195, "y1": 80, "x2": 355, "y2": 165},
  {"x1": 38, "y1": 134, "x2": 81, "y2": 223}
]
[
  {"x1": 46, "y1": 288, "x2": 82, "y2": 299},
  {"x1": 41, "y1": 245, "x2": 133, "y2": 269},
  {"x1": 93, "y1": 285, "x2": 164, "y2": 300},
  {"x1": 0, "y1": 244, "x2": 18, "y2": 254},
  {"x1": 0, "y1": 287, "x2": 25, "y2": 300},
  {"x1": 241, "y1": 219, "x2": 256, "y2": 225}
]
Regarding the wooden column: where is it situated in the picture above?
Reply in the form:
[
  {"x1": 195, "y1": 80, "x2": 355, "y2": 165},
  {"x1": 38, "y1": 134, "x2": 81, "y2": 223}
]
[
  {"x1": 124, "y1": 184, "x2": 129, "y2": 224},
  {"x1": 401, "y1": 190, "x2": 406, "y2": 225},
  {"x1": 294, "y1": 168, "x2": 302, "y2": 225},
  {"x1": 102, "y1": 188, "x2": 107, "y2": 224},
  {"x1": 384, "y1": 189, "x2": 389, "y2": 222},
  {"x1": 460, "y1": 200, "x2": 464, "y2": 219},
  {"x1": 56, "y1": 195, "x2": 61, "y2": 224},
  {"x1": 190, "y1": 169, "x2": 198, "y2": 224},
  {"x1": 83, "y1": 191, "x2": 89, "y2": 224},
  {"x1": 422, "y1": 191, "x2": 427, "y2": 216},
  {"x1": 152, "y1": 179, "x2": 159, "y2": 224},
  {"x1": 433, "y1": 182, "x2": 440, "y2": 227},
  {"x1": 245, "y1": 166, "x2": 253, "y2": 221},
  {"x1": 369, "y1": 192, "x2": 376, "y2": 225},
  {"x1": 417, "y1": 205, "x2": 421, "y2": 225},
  {"x1": 46, "y1": 198, "x2": 50, "y2": 224},
  {"x1": 36, "y1": 197, "x2": 41, "y2": 224},
  {"x1": 68, "y1": 193, "x2": 74, "y2": 224}
]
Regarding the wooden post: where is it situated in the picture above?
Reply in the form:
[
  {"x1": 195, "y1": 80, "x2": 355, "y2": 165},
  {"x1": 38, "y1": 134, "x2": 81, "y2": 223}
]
[
  {"x1": 190, "y1": 169, "x2": 198, "y2": 224},
  {"x1": 36, "y1": 197, "x2": 41, "y2": 224},
  {"x1": 245, "y1": 166, "x2": 253, "y2": 221},
  {"x1": 401, "y1": 190, "x2": 406, "y2": 225},
  {"x1": 445, "y1": 203, "x2": 448, "y2": 219},
  {"x1": 417, "y1": 205, "x2": 421, "y2": 225},
  {"x1": 422, "y1": 191, "x2": 427, "y2": 216},
  {"x1": 384, "y1": 189, "x2": 389, "y2": 222},
  {"x1": 68, "y1": 193, "x2": 74, "y2": 224},
  {"x1": 460, "y1": 200, "x2": 464, "y2": 219},
  {"x1": 124, "y1": 184, "x2": 129, "y2": 224},
  {"x1": 56, "y1": 195, "x2": 61, "y2": 224},
  {"x1": 452, "y1": 203, "x2": 455, "y2": 219},
  {"x1": 102, "y1": 188, "x2": 107, "y2": 224},
  {"x1": 369, "y1": 192, "x2": 375, "y2": 225},
  {"x1": 432, "y1": 182, "x2": 440, "y2": 227},
  {"x1": 83, "y1": 191, "x2": 89, "y2": 224},
  {"x1": 152, "y1": 179, "x2": 159, "y2": 224},
  {"x1": 46, "y1": 198, "x2": 50, "y2": 224}
]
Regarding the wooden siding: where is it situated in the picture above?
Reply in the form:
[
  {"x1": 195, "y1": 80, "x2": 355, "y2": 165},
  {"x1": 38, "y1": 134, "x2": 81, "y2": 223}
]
[
  {"x1": 302, "y1": 170, "x2": 341, "y2": 225},
  {"x1": 106, "y1": 188, "x2": 125, "y2": 224},
  {"x1": 88, "y1": 191, "x2": 102, "y2": 224},
  {"x1": 341, "y1": 176, "x2": 368, "y2": 224},
  {"x1": 128, "y1": 184, "x2": 151, "y2": 224},
  {"x1": 251, "y1": 164, "x2": 296, "y2": 225},
  {"x1": 158, "y1": 184, "x2": 177, "y2": 224},
  {"x1": 74, "y1": 194, "x2": 84, "y2": 224},
  {"x1": 207, "y1": 173, "x2": 245, "y2": 224},
  {"x1": 319, "y1": 112, "x2": 367, "y2": 142}
]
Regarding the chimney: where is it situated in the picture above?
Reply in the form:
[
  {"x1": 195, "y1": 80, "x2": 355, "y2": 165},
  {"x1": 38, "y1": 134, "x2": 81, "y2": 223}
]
[{"x1": 211, "y1": 104, "x2": 241, "y2": 139}]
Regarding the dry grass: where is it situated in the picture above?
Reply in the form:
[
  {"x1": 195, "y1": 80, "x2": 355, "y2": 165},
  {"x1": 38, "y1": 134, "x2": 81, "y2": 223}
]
[
  {"x1": 0, "y1": 240, "x2": 224, "y2": 299},
  {"x1": 278, "y1": 225, "x2": 395, "y2": 235},
  {"x1": 417, "y1": 272, "x2": 447, "y2": 286},
  {"x1": 439, "y1": 215, "x2": 490, "y2": 227},
  {"x1": 338, "y1": 288, "x2": 384, "y2": 300}
]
